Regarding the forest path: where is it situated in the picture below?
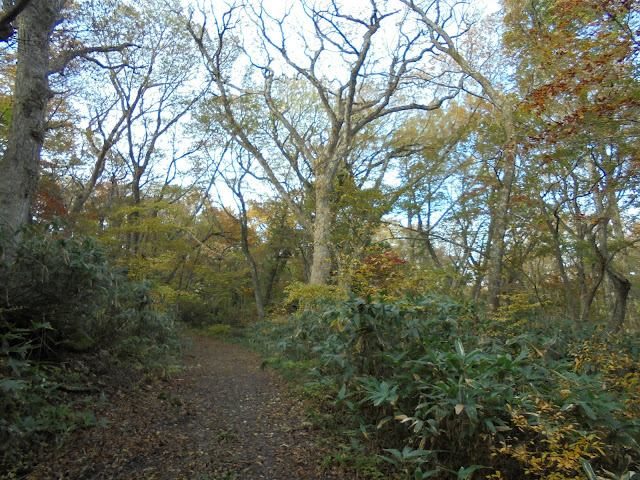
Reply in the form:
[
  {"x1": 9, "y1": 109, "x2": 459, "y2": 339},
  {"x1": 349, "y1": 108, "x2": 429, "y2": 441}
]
[{"x1": 31, "y1": 333, "x2": 344, "y2": 480}]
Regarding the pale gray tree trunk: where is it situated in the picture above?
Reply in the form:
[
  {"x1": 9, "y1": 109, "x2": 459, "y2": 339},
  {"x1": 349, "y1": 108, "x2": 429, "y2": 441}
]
[
  {"x1": 0, "y1": 0, "x2": 66, "y2": 270},
  {"x1": 309, "y1": 175, "x2": 333, "y2": 285},
  {"x1": 485, "y1": 110, "x2": 517, "y2": 314}
]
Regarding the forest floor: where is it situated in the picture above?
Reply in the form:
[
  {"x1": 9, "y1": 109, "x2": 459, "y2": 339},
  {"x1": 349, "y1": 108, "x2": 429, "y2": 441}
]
[{"x1": 29, "y1": 333, "x2": 348, "y2": 480}]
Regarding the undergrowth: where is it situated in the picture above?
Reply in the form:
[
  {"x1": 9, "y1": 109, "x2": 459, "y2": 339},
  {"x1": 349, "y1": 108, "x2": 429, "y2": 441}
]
[
  {"x1": 247, "y1": 293, "x2": 640, "y2": 479},
  {"x1": 0, "y1": 223, "x2": 183, "y2": 475}
]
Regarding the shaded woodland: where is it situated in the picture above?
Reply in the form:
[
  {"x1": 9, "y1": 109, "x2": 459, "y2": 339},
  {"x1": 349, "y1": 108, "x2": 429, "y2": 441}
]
[{"x1": 1, "y1": 0, "x2": 639, "y2": 478}]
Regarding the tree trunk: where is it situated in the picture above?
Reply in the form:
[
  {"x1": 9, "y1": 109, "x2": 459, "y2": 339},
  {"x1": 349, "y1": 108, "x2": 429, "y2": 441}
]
[
  {"x1": 578, "y1": 232, "x2": 606, "y2": 326},
  {"x1": 587, "y1": 155, "x2": 631, "y2": 332},
  {"x1": 607, "y1": 189, "x2": 637, "y2": 329},
  {"x1": 237, "y1": 202, "x2": 265, "y2": 321},
  {"x1": 264, "y1": 251, "x2": 288, "y2": 308},
  {"x1": 542, "y1": 206, "x2": 578, "y2": 322},
  {"x1": 606, "y1": 263, "x2": 631, "y2": 333},
  {"x1": 486, "y1": 106, "x2": 517, "y2": 315},
  {"x1": 241, "y1": 226, "x2": 265, "y2": 321},
  {"x1": 578, "y1": 271, "x2": 604, "y2": 325},
  {"x1": 309, "y1": 178, "x2": 333, "y2": 285},
  {"x1": 0, "y1": 0, "x2": 65, "y2": 270},
  {"x1": 473, "y1": 221, "x2": 493, "y2": 307}
]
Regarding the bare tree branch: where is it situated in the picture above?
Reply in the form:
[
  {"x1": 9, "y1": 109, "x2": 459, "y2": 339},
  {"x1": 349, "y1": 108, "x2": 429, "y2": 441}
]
[{"x1": 50, "y1": 43, "x2": 134, "y2": 75}]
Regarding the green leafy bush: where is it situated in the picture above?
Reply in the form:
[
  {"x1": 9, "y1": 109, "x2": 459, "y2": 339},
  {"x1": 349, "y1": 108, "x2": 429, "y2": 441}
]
[
  {"x1": 0, "y1": 224, "x2": 182, "y2": 473},
  {"x1": 0, "y1": 321, "x2": 106, "y2": 471},
  {"x1": 176, "y1": 293, "x2": 216, "y2": 328},
  {"x1": 1, "y1": 226, "x2": 180, "y2": 357},
  {"x1": 248, "y1": 294, "x2": 640, "y2": 479}
]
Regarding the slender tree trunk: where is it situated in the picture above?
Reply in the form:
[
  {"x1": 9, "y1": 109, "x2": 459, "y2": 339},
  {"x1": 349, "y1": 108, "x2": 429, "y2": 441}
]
[
  {"x1": 0, "y1": 0, "x2": 65, "y2": 270},
  {"x1": 240, "y1": 225, "x2": 265, "y2": 321},
  {"x1": 70, "y1": 146, "x2": 110, "y2": 219},
  {"x1": 607, "y1": 189, "x2": 637, "y2": 329},
  {"x1": 473, "y1": 220, "x2": 494, "y2": 306},
  {"x1": 407, "y1": 210, "x2": 416, "y2": 263},
  {"x1": 226, "y1": 183, "x2": 266, "y2": 321},
  {"x1": 486, "y1": 106, "x2": 517, "y2": 315},
  {"x1": 542, "y1": 206, "x2": 578, "y2": 322},
  {"x1": 579, "y1": 271, "x2": 605, "y2": 325},
  {"x1": 577, "y1": 229, "x2": 606, "y2": 325},
  {"x1": 263, "y1": 253, "x2": 285, "y2": 308},
  {"x1": 416, "y1": 210, "x2": 442, "y2": 268},
  {"x1": 238, "y1": 210, "x2": 265, "y2": 321}
]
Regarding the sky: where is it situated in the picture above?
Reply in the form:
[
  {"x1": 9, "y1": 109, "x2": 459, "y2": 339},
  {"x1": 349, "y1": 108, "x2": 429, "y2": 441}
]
[{"x1": 482, "y1": 0, "x2": 501, "y2": 15}]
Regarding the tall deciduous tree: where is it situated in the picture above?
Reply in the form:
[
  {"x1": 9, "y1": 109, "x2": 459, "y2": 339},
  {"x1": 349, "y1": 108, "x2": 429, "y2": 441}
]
[
  {"x1": 186, "y1": 0, "x2": 461, "y2": 285},
  {"x1": 0, "y1": 0, "x2": 65, "y2": 270},
  {"x1": 0, "y1": 0, "x2": 130, "y2": 271},
  {"x1": 215, "y1": 145, "x2": 267, "y2": 321},
  {"x1": 503, "y1": 0, "x2": 640, "y2": 331},
  {"x1": 69, "y1": 0, "x2": 208, "y2": 218}
]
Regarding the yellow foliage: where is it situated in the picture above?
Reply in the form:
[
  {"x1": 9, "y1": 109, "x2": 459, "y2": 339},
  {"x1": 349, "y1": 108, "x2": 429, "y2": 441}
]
[
  {"x1": 493, "y1": 292, "x2": 543, "y2": 324},
  {"x1": 284, "y1": 282, "x2": 349, "y2": 310},
  {"x1": 485, "y1": 471, "x2": 505, "y2": 480},
  {"x1": 153, "y1": 285, "x2": 181, "y2": 304},
  {"x1": 570, "y1": 336, "x2": 640, "y2": 417},
  {"x1": 496, "y1": 398, "x2": 605, "y2": 479}
]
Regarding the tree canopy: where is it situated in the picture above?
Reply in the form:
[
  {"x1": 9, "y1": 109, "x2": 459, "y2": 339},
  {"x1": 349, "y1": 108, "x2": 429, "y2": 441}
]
[
  {"x1": 1, "y1": 0, "x2": 640, "y2": 478},
  {"x1": 0, "y1": 0, "x2": 637, "y2": 328}
]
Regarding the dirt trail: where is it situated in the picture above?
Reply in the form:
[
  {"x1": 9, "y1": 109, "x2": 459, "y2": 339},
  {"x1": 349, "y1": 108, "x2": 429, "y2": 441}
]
[{"x1": 30, "y1": 334, "x2": 345, "y2": 480}]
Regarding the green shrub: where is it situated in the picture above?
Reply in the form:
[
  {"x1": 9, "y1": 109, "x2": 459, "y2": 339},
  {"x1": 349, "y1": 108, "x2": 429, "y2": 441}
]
[
  {"x1": 0, "y1": 321, "x2": 106, "y2": 472},
  {"x1": 248, "y1": 294, "x2": 640, "y2": 479},
  {"x1": 1, "y1": 226, "x2": 180, "y2": 357},
  {"x1": 0, "y1": 223, "x2": 182, "y2": 473},
  {"x1": 176, "y1": 294, "x2": 215, "y2": 328}
]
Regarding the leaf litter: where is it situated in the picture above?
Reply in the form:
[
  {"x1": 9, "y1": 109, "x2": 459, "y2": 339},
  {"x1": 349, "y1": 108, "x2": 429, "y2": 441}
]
[{"x1": 28, "y1": 333, "x2": 346, "y2": 480}]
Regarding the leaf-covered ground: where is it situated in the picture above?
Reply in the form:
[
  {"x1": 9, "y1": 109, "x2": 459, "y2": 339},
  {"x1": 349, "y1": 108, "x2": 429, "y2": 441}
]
[{"x1": 29, "y1": 334, "x2": 345, "y2": 479}]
